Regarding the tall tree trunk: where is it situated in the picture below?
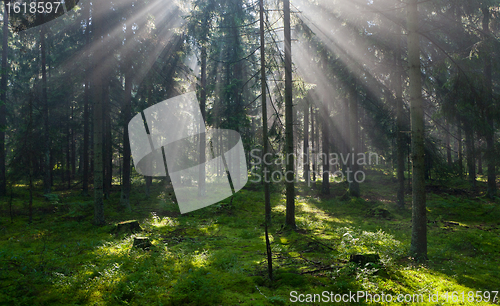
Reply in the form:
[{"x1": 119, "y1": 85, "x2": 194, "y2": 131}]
[
  {"x1": 482, "y1": 6, "x2": 496, "y2": 199},
  {"x1": 83, "y1": 107, "x2": 90, "y2": 188},
  {"x1": 311, "y1": 105, "x2": 316, "y2": 183},
  {"x1": 284, "y1": 0, "x2": 295, "y2": 228},
  {"x1": 145, "y1": 84, "x2": 153, "y2": 196},
  {"x1": 103, "y1": 83, "x2": 112, "y2": 198},
  {"x1": 120, "y1": 71, "x2": 132, "y2": 210},
  {"x1": 395, "y1": 34, "x2": 405, "y2": 208},
  {"x1": 321, "y1": 103, "x2": 330, "y2": 195},
  {"x1": 0, "y1": 3, "x2": 8, "y2": 196},
  {"x1": 465, "y1": 125, "x2": 476, "y2": 190},
  {"x1": 93, "y1": 1, "x2": 105, "y2": 226},
  {"x1": 341, "y1": 96, "x2": 350, "y2": 174},
  {"x1": 303, "y1": 98, "x2": 310, "y2": 186},
  {"x1": 478, "y1": 146, "x2": 483, "y2": 175},
  {"x1": 41, "y1": 22, "x2": 51, "y2": 194},
  {"x1": 198, "y1": 46, "x2": 207, "y2": 197},
  {"x1": 446, "y1": 122, "x2": 452, "y2": 166},
  {"x1": 71, "y1": 105, "x2": 76, "y2": 182},
  {"x1": 260, "y1": 0, "x2": 272, "y2": 280},
  {"x1": 82, "y1": 8, "x2": 90, "y2": 195},
  {"x1": 66, "y1": 101, "x2": 71, "y2": 189},
  {"x1": 260, "y1": 0, "x2": 271, "y2": 225},
  {"x1": 408, "y1": 0, "x2": 427, "y2": 261},
  {"x1": 457, "y1": 119, "x2": 463, "y2": 178},
  {"x1": 349, "y1": 80, "x2": 360, "y2": 197}
]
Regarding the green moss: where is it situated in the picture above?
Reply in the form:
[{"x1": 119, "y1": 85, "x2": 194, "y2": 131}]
[{"x1": 1, "y1": 173, "x2": 499, "y2": 305}]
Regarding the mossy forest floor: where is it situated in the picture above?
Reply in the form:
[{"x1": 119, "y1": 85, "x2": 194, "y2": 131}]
[{"x1": 1, "y1": 169, "x2": 500, "y2": 305}]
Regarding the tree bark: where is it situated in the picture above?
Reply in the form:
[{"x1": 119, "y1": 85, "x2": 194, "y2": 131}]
[
  {"x1": 41, "y1": 20, "x2": 51, "y2": 194},
  {"x1": 260, "y1": 0, "x2": 271, "y2": 225},
  {"x1": 0, "y1": 3, "x2": 8, "y2": 196},
  {"x1": 407, "y1": 0, "x2": 427, "y2": 261},
  {"x1": 311, "y1": 105, "x2": 316, "y2": 183},
  {"x1": 198, "y1": 46, "x2": 207, "y2": 197},
  {"x1": 120, "y1": 71, "x2": 132, "y2": 210},
  {"x1": 349, "y1": 80, "x2": 360, "y2": 197},
  {"x1": 103, "y1": 82, "x2": 112, "y2": 198},
  {"x1": 482, "y1": 6, "x2": 496, "y2": 199},
  {"x1": 93, "y1": 1, "x2": 105, "y2": 225},
  {"x1": 303, "y1": 97, "x2": 310, "y2": 186},
  {"x1": 284, "y1": 0, "x2": 295, "y2": 228},
  {"x1": 457, "y1": 119, "x2": 463, "y2": 178},
  {"x1": 321, "y1": 103, "x2": 330, "y2": 195},
  {"x1": 395, "y1": 34, "x2": 405, "y2": 208},
  {"x1": 465, "y1": 124, "x2": 476, "y2": 190},
  {"x1": 82, "y1": 6, "x2": 91, "y2": 196}
]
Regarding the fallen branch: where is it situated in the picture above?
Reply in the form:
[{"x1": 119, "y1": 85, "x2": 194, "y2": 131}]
[{"x1": 300, "y1": 265, "x2": 339, "y2": 275}]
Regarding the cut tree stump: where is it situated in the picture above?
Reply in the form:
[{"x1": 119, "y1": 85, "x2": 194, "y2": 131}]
[
  {"x1": 133, "y1": 237, "x2": 152, "y2": 250},
  {"x1": 113, "y1": 220, "x2": 142, "y2": 234},
  {"x1": 349, "y1": 254, "x2": 381, "y2": 266}
]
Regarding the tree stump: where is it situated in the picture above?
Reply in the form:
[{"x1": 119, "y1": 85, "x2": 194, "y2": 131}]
[
  {"x1": 113, "y1": 220, "x2": 142, "y2": 234},
  {"x1": 133, "y1": 237, "x2": 152, "y2": 250},
  {"x1": 349, "y1": 254, "x2": 381, "y2": 266}
]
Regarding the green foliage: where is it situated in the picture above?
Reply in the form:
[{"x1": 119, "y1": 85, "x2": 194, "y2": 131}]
[{"x1": 169, "y1": 268, "x2": 222, "y2": 305}]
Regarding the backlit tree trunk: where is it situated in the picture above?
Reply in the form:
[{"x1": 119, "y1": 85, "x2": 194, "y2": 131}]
[
  {"x1": 482, "y1": 5, "x2": 496, "y2": 199},
  {"x1": 0, "y1": 3, "x2": 8, "y2": 196},
  {"x1": 349, "y1": 80, "x2": 359, "y2": 197},
  {"x1": 41, "y1": 21, "x2": 51, "y2": 194},
  {"x1": 93, "y1": 1, "x2": 105, "y2": 225},
  {"x1": 395, "y1": 34, "x2": 405, "y2": 208},
  {"x1": 408, "y1": 0, "x2": 427, "y2": 261},
  {"x1": 260, "y1": 0, "x2": 271, "y2": 225},
  {"x1": 120, "y1": 71, "x2": 132, "y2": 210},
  {"x1": 284, "y1": 0, "x2": 295, "y2": 228},
  {"x1": 303, "y1": 97, "x2": 310, "y2": 186}
]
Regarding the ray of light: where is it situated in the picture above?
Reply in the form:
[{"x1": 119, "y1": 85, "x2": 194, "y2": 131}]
[{"x1": 40, "y1": 0, "x2": 183, "y2": 90}]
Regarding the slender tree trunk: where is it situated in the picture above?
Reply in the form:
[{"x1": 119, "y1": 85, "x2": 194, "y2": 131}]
[
  {"x1": 71, "y1": 105, "x2": 76, "y2": 181},
  {"x1": 145, "y1": 84, "x2": 153, "y2": 196},
  {"x1": 29, "y1": 165, "x2": 33, "y2": 223},
  {"x1": 103, "y1": 83, "x2": 112, "y2": 198},
  {"x1": 28, "y1": 87, "x2": 34, "y2": 224},
  {"x1": 0, "y1": 3, "x2": 8, "y2": 196},
  {"x1": 66, "y1": 102, "x2": 71, "y2": 189},
  {"x1": 94, "y1": 79, "x2": 105, "y2": 225},
  {"x1": 303, "y1": 98, "x2": 310, "y2": 186},
  {"x1": 321, "y1": 103, "x2": 330, "y2": 195},
  {"x1": 478, "y1": 146, "x2": 483, "y2": 175},
  {"x1": 260, "y1": 0, "x2": 271, "y2": 225},
  {"x1": 41, "y1": 22, "x2": 51, "y2": 194},
  {"x1": 457, "y1": 119, "x2": 463, "y2": 178},
  {"x1": 342, "y1": 97, "x2": 350, "y2": 174},
  {"x1": 120, "y1": 71, "x2": 132, "y2": 210},
  {"x1": 349, "y1": 80, "x2": 360, "y2": 197},
  {"x1": 311, "y1": 105, "x2": 316, "y2": 183},
  {"x1": 395, "y1": 34, "x2": 405, "y2": 208},
  {"x1": 82, "y1": 3, "x2": 92, "y2": 196},
  {"x1": 83, "y1": 64, "x2": 90, "y2": 195},
  {"x1": 198, "y1": 46, "x2": 207, "y2": 197},
  {"x1": 408, "y1": 0, "x2": 427, "y2": 261},
  {"x1": 93, "y1": 1, "x2": 105, "y2": 225},
  {"x1": 284, "y1": 0, "x2": 295, "y2": 228},
  {"x1": 260, "y1": 0, "x2": 272, "y2": 280},
  {"x1": 465, "y1": 125, "x2": 476, "y2": 190},
  {"x1": 445, "y1": 122, "x2": 452, "y2": 167},
  {"x1": 482, "y1": 6, "x2": 496, "y2": 198}
]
